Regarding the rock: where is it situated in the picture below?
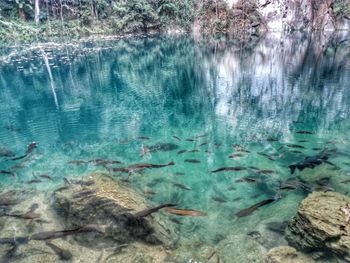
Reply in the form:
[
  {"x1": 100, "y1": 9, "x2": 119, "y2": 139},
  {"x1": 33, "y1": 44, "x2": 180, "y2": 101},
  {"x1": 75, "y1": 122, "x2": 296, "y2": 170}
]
[
  {"x1": 216, "y1": 234, "x2": 266, "y2": 263},
  {"x1": 264, "y1": 246, "x2": 316, "y2": 263},
  {"x1": 53, "y1": 173, "x2": 178, "y2": 248},
  {"x1": 286, "y1": 191, "x2": 350, "y2": 260}
]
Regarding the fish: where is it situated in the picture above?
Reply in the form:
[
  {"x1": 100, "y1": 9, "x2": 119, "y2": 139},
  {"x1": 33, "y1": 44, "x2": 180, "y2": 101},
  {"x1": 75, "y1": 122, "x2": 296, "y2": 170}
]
[
  {"x1": 38, "y1": 174, "x2": 53, "y2": 180},
  {"x1": 148, "y1": 143, "x2": 179, "y2": 152},
  {"x1": 29, "y1": 224, "x2": 104, "y2": 241},
  {"x1": 73, "y1": 190, "x2": 96, "y2": 199},
  {"x1": 298, "y1": 140, "x2": 309, "y2": 143},
  {"x1": 88, "y1": 159, "x2": 121, "y2": 166},
  {"x1": 177, "y1": 150, "x2": 187, "y2": 155},
  {"x1": 172, "y1": 135, "x2": 182, "y2": 141},
  {"x1": 313, "y1": 186, "x2": 334, "y2": 192},
  {"x1": 291, "y1": 150, "x2": 303, "y2": 154},
  {"x1": 46, "y1": 242, "x2": 73, "y2": 261},
  {"x1": 136, "y1": 136, "x2": 150, "y2": 140},
  {"x1": 11, "y1": 142, "x2": 38, "y2": 161},
  {"x1": 174, "y1": 172, "x2": 185, "y2": 176},
  {"x1": 188, "y1": 150, "x2": 200, "y2": 153},
  {"x1": 68, "y1": 160, "x2": 87, "y2": 165},
  {"x1": 286, "y1": 144, "x2": 305, "y2": 149},
  {"x1": 296, "y1": 130, "x2": 314, "y2": 135},
  {"x1": 228, "y1": 186, "x2": 237, "y2": 191},
  {"x1": 289, "y1": 152, "x2": 330, "y2": 174},
  {"x1": 212, "y1": 196, "x2": 227, "y2": 203},
  {"x1": 133, "y1": 204, "x2": 177, "y2": 218},
  {"x1": 341, "y1": 179, "x2": 350, "y2": 184},
  {"x1": 212, "y1": 167, "x2": 246, "y2": 173},
  {"x1": 199, "y1": 142, "x2": 208, "y2": 147},
  {"x1": 228, "y1": 154, "x2": 244, "y2": 158},
  {"x1": 255, "y1": 169, "x2": 275, "y2": 174},
  {"x1": 312, "y1": 148, "x2": 323, "y2": 151},
  {"x1": 195, "y1": 133, "x2": 208, "y2": 139},
  {"x1": 173, "y1": 183, "x2": 192, "y2": 190},
  {"x1": 0, "y1": 170, "x2": 16, "y2": 177},
  {"x1": 257, "y1": 152, "x2": 275, "y2": 161},
  {"x1": 185, "y1": 138, "x2": 196, "y2": 142},
  {"x1": 235, "y1": 177, "x2": 260, "y2": 183},
  {"x1": 185, "y1": 159, "x2": 201, "y2": 163},
  {"x1": 236, "y1": 198, "x2": 275, "y2": 217},
  {"x1": 129, "y1": 161, "x2": 175, "y2": 169},
  {"x1": 165, "y1": 207, "x2": 207, "y2": 216},
  {"x1": 27, "y1": 179, "x2": 42, "y2": 184},
  {"x1": 266, "y1": 137, "x2": 279, "y2": 142}
]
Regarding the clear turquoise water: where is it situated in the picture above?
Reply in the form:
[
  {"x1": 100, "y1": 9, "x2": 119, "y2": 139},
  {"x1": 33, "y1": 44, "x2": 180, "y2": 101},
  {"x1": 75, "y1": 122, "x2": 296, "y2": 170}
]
[{"x1": 0, "y1": 33, "x2": 350, "y2": 252}]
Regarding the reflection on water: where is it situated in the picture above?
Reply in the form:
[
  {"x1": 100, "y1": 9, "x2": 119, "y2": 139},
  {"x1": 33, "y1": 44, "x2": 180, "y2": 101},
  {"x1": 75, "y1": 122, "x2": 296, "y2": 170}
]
[{"x1": 0, "y1": 32, "x2": 350, "y2": 261}]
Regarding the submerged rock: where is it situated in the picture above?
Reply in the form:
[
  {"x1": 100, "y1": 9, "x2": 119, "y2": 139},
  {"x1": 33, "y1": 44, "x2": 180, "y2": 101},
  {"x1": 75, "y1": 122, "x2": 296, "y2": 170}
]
[
  {"x1": 53, "y1": 173, "x2": 179, "y2": 248},
  {"x1": 286, "y1": 191, "x2": 350, "y2": 260},
  {"x1": 264, "y1": 246, "x2": 316, "y2": 263}
]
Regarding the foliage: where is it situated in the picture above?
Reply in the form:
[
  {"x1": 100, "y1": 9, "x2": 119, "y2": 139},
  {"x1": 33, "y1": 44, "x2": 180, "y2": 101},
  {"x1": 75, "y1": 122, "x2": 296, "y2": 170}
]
[{"x1": 333, "y1": 0, "x2": 350, "y2": 18}]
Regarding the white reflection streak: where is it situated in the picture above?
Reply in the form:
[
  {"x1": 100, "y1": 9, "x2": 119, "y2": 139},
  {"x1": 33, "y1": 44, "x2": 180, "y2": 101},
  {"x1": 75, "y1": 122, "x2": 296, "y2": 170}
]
[{"x1": 41, "y1": 49, "x2": 59, "y2": 109}]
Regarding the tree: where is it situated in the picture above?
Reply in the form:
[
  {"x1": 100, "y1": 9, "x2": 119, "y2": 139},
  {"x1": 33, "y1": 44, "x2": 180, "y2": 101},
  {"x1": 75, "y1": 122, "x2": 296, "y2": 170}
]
[{"x1": 34, "y1": 0, "x2": 39, "y2": 23}]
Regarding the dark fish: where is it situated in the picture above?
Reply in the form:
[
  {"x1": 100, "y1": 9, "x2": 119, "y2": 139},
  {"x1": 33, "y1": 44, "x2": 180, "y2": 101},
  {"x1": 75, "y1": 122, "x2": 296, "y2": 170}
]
[
  {"x1": 73, "y1": 190, "x2": 95, "y2": 199},
  {"x1": 172, "y1": 135, "x2": 182, "y2": 141},
  {"x1": 195, "y1": 133, "x2": 208, "y2": 139},
  {"x1": 286, "y1": 144, "x2": 305, "y2": 149},
  {"x1": 89, "y1": 159, "x2": 121, "y2": 166},
  {"x1": 136, "y1": 136, "x2": 150, "y2": 140},
  {"x1": 296, "y1": 130, "x2": 314, "y2": 135},
  {"x1": 68, "y1": 160, "x2": 87, "y2": 165},
  {"x1": 185, "y1": 138, "x2": 196, "y2": 142},
  {"x1": 298, "y1": 140, "x2": 309, "y2": 143},
  {"x1": 235, "y1": 177, "x2": 259, "y2": 183},
  {"x1": 0, "y1": 170, "x2": 16, "y2": 177},
  {"x1": 257, "y1": 152, "x2": 275, "y2": 161},
  {"x1": 129, "y1": 161, "x2": 175, "y2": 169},
  {"x1": 174, "y1": 172, "x2": 185, "y2": 176},
  {"x1": 148, "y1": 143, "x2": 179, "y2": 152},
  {"x1": 177, "y1": 150, "x2": 187, "y2": 155},
  {"x1": 212, "y1": 167, "x2": 246, "y2": 173},
  {"x1": 236, "y1": 198, "x2": 275, "y2": 217},
  {"x1": 255, "y1": 169, "x2": 275, "y2": 174},
  {"x1": 133, "y1": 204, "x2": 177, "y2": 218},
  {"x1": 228, "y1": 154, "x2": 244, "y2": 158},
  {"x1": 38, "y1": 174, "x2": 53, "y2": 180},
  {"x1": 188, "y1": 150, "x2": 200, "y2": 153},
  {"x1": 30, "y1": 224, "x2": 104, "y2": 241},
  {"x1": 173, "y1": 183, "x2": 191, "y2": 190},
  {"x1": 27, "y1": 179, "x2": 42, "y2": 184},
  {"x1": 212, "y1": 196, "x2": 227, "y2": 203},
  {"x1": 312, "y1": 148, "x2": 323, "y2": 151},
  {"x1": 266, "y1": 137, "x2": 279, "y2": 142},
  {"x1": 232, "y1": 197, "x2": 242, "y2": 201},
  {"x1": 26, "y1": 142, "x2": 37, "y2": 155},
  {"x1": 73, "y1": 180, "x2": 95, "y2": 186},
  {"x1": 289, "y1": 152, "x2": 330, "y2": 174},
  {"x1": 165, "y1": 207, "x2": 207, "y2": 216},
  {"x1": 185, "y1": 159, "x2": 201, "y2": 163},
  {"x1": 291, "y1": 150, "x2": 303, "y2": 154},
  {"x1": 199, "y1": 142, "x2": 208, "y2": 147},
  {"x1": 340, "y1": 179, "x2": 350, "y2": 184},
  {"x1": 313, "y1": 186, "x2": 334, "y2": 192},
  {"x1": 46, "y1": 242, "x2": 73, "y2": 261}
]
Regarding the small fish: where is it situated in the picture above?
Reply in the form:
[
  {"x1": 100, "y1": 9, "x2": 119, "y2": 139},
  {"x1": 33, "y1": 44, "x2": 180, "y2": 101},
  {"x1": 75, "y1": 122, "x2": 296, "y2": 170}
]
[
  {"x1": 212, "y1": 196, "x2": 227, "y2": 203},
  {"x1": 286, "y1": 144, "x2": 305, "y2": 149},
  {"x1": 195, "y1": 133, "x2": 208, "y2": 139},
  {"x1": 188, "y1": 150, "x2": 200, "y2": 153},
  {"x1": 177, "y1": 150, "x2": 187, "y2": 155},
  {"x1": 133, "y1": 204, "x2": 177, "y2": 218},
  {"x1": 68, "y1": 160, "x2": 87, "y2": 165},
  {"x1": 38, "y1": 174, "x2": 53, "y2": 180},
  {"x1": 46, "y1": 242, "x2": 73, "y2": 261},
  {"x1": 199, "y1": 142, "x2": 208, "y2": 147},
  {"x1": 27, "y1": 179, "x2": 42, "y2": 184},
  {"x1": 229, "y1": 154, "x2": 244, "y2": 158},
  {"x1": 291, "y1": 150, "x2": 303, "y2": 154},
  {"x1": 235, "y1": 147, "x2": 250, "y2": 153},
  {"x1": 165, "y1": 207, "x2": 207, "y2": 216},
  {"x1": 235, "y1": 177, "x2": 259, "y2": 183},
  {"x1": 173, "y1": 183, "x2": 192, "y2": 190},
  {"x1": 148, "y1": 143, "x2": 179, "y2": 152},
  {"x1": 136, "y1": 136, "x2": 150, "y2": 140},
  {"x1": 340, "y1": 179, "x2": 350, "y2": 184},
  {"x1": 236, "y1": 198, "x2": 275, "y2": 217},
  {"x1": 312, "y1": 148, "x2": 323, "y2": 151},
  {"x1": 296, "y1": 130, "x2": 314, "y2": 135},
  {"x1": 89, "y1": 159, "x2": 121, "y2": 166},
  {"x1": 185, "y1": 159, "x2": 201, "y2": 163},
  {"x1": 174, "y1": 172, "x2": 185, "y2": 176},
  {"x1": 255, "y1": 169, "x2": 275, "y2": 174},
  {"x1": 0, "y1": 170, "x2": 16, "y2": 177},
  {"x1": 313, "y1": 186, "x2": 334, "y2": 192},
  {"x1": 185, "y1": 138, "x2": 196, "y2": 142},
  {"x1": 266, "y1": 137, "x2": 279, "y2": 142},
  {"x1": 257, "y1": 152, "x2": 275, "y2": 161},
  {"x1": 298, "y1": 140, "x2": 309, "y2": 143},
  {"x1": 212, "y1": 167, "x2": 246, "y2": 173},
  {"x1": 172, "y1": 135, "x2": 182, "y2": 141},
  {"x1": 73, "y1": 190, "x2": 95, "y2": 199}
]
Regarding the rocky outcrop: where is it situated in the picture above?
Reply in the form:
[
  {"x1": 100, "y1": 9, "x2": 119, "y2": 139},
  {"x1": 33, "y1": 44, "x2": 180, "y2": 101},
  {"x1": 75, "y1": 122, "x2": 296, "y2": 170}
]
[
  {"x1": 264, "y1": 246, "x2": 316, "y2": 263},
  {"x1": 286, "y1": 191, "x2": 350, "y2": 260},
  {"x1": 53, "y1": 173, "x2": 179, "y2": 248}
]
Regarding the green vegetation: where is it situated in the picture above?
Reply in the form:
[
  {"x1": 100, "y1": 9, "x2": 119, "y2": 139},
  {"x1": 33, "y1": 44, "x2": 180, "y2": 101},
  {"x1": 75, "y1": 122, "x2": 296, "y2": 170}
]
[{"x1": 0, "y1": 0, "x2": 195, "y2": 42}]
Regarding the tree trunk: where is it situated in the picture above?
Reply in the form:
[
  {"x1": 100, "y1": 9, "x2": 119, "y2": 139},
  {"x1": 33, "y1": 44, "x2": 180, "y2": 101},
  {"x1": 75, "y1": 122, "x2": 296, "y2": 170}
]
[
  {"x1": 19, "y1": 8, "x2": 26, "y2": 21},
  {"x1": 35, "y1": 0, "x2": 40, "y2": 24}
]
